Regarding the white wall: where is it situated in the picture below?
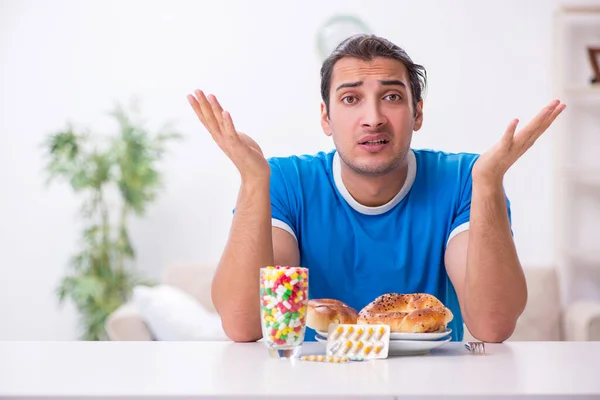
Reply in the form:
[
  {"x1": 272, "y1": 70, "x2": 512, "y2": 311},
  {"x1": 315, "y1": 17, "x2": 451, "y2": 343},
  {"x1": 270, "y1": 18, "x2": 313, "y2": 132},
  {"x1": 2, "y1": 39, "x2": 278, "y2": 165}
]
[{"x1": 1, "y1": 0, "x2": 597, "y2": 340}]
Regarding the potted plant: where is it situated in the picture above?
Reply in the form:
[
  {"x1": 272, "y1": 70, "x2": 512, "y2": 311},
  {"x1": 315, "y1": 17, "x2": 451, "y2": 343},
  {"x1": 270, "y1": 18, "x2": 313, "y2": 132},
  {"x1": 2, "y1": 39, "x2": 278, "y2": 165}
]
[{"x1": 42, "y1": 101, "x2": 182, "y2": 340}]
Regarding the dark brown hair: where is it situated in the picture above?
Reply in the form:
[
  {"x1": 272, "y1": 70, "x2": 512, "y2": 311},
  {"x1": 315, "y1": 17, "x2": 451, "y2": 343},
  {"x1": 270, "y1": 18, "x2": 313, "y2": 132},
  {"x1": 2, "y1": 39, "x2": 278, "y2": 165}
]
[{"x1": 320, "y1": 34, "x2": 427, "y2": 116}]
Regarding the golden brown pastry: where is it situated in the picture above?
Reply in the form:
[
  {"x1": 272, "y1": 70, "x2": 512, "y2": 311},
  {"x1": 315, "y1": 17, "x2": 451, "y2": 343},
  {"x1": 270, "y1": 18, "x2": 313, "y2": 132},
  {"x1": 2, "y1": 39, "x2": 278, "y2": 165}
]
[
  {"x1": 306, "y1": 299, "x2": 359, "y2": 332},
  {"x1": 357, "y1": 293, "x2": 453, "y2": 333}
]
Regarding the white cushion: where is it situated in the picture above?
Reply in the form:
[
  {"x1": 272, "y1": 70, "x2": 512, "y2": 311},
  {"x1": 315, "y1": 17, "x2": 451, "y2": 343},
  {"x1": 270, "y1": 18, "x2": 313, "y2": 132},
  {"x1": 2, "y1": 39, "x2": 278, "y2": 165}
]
[
  {"x1": 511, "y1": 268, "x2": 562, "y2": 341},
  {"x1": 131, "y1": 284, "x2": 229, "y2": 341}
]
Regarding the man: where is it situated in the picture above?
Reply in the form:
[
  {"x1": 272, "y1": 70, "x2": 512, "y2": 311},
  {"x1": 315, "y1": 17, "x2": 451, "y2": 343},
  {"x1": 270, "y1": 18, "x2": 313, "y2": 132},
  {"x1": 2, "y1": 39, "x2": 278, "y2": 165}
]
[{"x1": 187, "y1": 34, "x2": 565, "y2": 343}]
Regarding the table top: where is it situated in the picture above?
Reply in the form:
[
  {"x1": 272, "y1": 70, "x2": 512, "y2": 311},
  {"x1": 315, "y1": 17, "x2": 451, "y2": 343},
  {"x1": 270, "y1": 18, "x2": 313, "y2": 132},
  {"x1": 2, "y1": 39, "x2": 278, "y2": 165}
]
[{"x1": 1, "y1": 340, "x2": 599, "y2": 398}]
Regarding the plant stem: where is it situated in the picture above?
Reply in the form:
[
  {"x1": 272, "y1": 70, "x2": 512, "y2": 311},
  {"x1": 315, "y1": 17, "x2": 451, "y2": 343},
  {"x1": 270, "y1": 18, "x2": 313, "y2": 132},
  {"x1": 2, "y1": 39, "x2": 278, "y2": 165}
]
[
  {"x1": 118, "y1": 202, "x2": 130, "y2": 301},
  {"x1": 118, "y1": 203, "x2": 129, "y2": 272},
  {"x1": 99, "y1": 186, "x2": 110, "y2": 273}
]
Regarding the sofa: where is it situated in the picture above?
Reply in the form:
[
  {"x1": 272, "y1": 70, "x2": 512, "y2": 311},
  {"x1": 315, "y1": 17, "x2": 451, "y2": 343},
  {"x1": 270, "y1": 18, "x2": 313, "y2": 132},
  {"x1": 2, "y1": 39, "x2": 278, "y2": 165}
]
[{"x1": 106, "y1": 263, "x2": 600, "y2": 342}]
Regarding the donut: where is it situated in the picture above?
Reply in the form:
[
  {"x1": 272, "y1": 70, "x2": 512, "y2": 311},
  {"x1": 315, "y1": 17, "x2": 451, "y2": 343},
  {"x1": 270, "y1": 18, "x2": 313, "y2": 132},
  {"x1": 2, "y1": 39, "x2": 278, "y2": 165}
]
[
  {"x1": 306, "y1": 299, "x2": 359, "y2": 332},
  {"x1": 357, "y1": 293, "x2": 453, "y2": 333}
]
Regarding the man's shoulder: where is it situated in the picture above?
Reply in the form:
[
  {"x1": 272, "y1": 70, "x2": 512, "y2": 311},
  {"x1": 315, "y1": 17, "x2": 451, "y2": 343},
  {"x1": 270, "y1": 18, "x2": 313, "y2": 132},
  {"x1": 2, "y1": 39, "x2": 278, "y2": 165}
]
[
  {"x1": 267, "y1": 150, "x2": 335, "y2": 175},
  {"x1": 412, "y1": 148, "x2": 480, "y2": 163},
  {"x1": 412, "y1": 148, "x2": 480, "y2": 173}
]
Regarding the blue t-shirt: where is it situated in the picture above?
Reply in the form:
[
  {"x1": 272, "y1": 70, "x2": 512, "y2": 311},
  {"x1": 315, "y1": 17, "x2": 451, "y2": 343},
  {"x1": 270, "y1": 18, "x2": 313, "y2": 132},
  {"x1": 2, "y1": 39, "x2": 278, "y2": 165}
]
[{"x1": 266, "y1": 148, "x2": 511, "y2": 342}]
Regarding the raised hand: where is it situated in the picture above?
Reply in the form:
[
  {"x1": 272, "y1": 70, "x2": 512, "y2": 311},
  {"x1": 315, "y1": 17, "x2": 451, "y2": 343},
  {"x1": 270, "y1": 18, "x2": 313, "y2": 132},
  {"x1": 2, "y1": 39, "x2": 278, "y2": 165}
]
[
  {"x1": 473, "y1": 99, "x2": 566, "y2": 185},
  {"x1": 187, "y1": 90, "x2": 270, "y2": 183}
]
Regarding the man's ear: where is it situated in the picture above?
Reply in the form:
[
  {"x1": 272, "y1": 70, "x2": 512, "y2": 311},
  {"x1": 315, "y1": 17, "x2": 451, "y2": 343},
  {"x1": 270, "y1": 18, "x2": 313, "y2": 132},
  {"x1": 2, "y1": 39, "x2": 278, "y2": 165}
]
[
  {"x1": 413, "y1": 99, "x2": 424, "y2": 131},
  {"x1": 320, "y1": 102, "x2": 332, "y2": 137}
]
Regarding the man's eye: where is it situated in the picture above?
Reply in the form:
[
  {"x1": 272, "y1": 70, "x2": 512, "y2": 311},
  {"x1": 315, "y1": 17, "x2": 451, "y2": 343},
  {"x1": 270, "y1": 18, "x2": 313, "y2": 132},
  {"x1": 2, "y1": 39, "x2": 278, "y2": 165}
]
[
  {"x1": 385, "y1": 94, "x2": 402, "y2": 101},
  {"x1": 342, "y1": 96, "x2": 357, "y2": 104}
]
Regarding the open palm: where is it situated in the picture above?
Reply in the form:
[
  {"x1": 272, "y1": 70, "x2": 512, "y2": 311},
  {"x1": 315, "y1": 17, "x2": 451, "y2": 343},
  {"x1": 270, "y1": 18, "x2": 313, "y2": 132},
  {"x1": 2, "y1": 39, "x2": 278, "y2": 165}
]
[
  {"x1": 187, "y1": 90, "x2": 270, "y2": 182},
  {"x1": 473, "y1": 99, "x2": 566, "y2": 183}
]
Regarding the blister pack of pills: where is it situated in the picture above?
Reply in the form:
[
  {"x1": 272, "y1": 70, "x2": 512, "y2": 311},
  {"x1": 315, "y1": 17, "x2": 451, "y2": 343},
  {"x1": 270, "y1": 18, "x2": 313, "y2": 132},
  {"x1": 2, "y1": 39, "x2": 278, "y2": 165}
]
[{"x1": 325, "y1": 323, "x2": 390, "y2": 359}]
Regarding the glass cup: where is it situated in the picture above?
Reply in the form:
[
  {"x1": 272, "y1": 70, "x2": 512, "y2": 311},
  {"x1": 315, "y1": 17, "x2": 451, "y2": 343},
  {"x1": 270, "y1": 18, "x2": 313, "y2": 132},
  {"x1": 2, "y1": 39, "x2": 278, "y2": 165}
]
[{"x1": 259, "y1": 265, "x2": 309, "y2": 358}]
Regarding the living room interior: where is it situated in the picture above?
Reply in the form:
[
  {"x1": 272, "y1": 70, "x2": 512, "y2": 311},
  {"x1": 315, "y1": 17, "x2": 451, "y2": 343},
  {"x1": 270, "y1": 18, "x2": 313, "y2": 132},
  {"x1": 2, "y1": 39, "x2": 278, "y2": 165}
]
[{"x1": 1, "y1": 0, "x2": 600, "y2": 345}]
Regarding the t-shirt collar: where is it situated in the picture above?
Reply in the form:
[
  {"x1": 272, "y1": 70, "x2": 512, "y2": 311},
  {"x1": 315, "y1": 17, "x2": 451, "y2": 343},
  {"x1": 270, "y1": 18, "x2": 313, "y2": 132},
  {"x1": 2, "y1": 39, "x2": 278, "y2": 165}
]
[{"x1": 332, "y1": 149, "x2": 417, "y2": 215}]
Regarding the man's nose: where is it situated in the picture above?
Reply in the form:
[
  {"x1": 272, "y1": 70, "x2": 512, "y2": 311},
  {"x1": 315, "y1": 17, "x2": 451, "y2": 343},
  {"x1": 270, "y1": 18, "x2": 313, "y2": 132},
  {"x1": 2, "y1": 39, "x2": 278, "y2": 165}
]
[{"x1": 361, "y1": 101, "x2": 387, "y2": 129}]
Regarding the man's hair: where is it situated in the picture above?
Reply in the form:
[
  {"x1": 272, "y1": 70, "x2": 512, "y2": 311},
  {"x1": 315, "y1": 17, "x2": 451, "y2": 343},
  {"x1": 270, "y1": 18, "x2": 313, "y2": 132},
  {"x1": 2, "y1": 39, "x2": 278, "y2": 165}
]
[{"x1": 320, "y1": 34, "x2": 427, "y2": 116}]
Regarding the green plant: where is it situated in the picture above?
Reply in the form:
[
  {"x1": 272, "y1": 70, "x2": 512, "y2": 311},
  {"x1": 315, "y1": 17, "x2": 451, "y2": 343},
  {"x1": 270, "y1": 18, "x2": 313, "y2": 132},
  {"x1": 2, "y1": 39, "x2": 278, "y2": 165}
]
[{"x1": 43, "y1": 101, "x2": 182, "y2": 340}]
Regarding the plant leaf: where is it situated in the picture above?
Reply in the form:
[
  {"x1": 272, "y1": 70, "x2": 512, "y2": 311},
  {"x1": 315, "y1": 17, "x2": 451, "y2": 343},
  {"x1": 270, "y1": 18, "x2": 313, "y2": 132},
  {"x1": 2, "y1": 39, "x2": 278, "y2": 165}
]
[{"x1": 45, "y1": 100, "x2": 179, "y2": 340}]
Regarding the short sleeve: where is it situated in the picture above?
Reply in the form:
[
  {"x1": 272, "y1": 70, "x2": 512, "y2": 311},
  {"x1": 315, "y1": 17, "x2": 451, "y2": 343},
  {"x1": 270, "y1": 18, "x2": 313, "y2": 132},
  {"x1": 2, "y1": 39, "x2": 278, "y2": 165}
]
[
  {"x1": 268, "y1": 158, "x2": 299, "y2": 242},
  {"x1": 231, "y1": 157, "x2": 300, "y2": 242},
  {"x1": 447, "y1": 158, "x2": 513, "y2": 245}
]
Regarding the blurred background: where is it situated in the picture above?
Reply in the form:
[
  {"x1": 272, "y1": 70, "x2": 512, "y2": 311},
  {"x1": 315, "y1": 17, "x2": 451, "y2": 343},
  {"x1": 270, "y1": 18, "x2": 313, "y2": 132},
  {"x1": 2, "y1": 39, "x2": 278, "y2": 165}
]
[{"x1": 1, "y1": 0, "x2": 599, "y2": 341}]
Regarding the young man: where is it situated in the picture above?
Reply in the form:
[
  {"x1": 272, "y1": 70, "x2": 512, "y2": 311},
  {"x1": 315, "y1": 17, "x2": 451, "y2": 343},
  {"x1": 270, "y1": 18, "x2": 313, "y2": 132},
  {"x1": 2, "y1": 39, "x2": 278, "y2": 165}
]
[{"x1": 187, "y1": 34, "x2": 565, "y2": 343}]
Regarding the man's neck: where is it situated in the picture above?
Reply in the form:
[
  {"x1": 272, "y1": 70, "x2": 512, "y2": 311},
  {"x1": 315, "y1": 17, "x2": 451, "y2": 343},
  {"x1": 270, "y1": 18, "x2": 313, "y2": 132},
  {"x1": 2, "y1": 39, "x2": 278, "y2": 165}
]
[{"x1": 340, "y1": 158, "x2": 409, "y2": 207}]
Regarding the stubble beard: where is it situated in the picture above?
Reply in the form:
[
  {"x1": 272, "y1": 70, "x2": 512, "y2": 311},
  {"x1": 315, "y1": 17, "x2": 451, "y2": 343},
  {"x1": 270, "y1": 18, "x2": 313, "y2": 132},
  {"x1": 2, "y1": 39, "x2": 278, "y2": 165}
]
[{"x1": 337, "y1": 148, "x2": 408, "y2": 177}]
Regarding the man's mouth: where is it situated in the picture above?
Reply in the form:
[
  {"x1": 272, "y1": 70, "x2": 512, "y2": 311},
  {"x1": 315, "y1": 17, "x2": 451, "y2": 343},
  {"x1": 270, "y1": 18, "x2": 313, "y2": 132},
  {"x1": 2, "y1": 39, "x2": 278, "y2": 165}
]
[{"x1": 360, "y1": 139, "x2": 389, "y2": 145}]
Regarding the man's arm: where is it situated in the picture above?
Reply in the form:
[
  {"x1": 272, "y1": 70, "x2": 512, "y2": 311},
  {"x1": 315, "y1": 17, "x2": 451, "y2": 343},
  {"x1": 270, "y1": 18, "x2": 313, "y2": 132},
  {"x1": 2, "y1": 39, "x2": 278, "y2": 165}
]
[
  {"x1": 186, "y1": 89, "x2": 300, "y2": 342},
  {"x1": 211, "y1": 179, "x2": 300, "y2": 342},
  {"x1": 444, "y1": 183, "x2": 527, "y2": 343},
  {"x1": 445, "y1": 99, "x2": 566, "y2": 343}
]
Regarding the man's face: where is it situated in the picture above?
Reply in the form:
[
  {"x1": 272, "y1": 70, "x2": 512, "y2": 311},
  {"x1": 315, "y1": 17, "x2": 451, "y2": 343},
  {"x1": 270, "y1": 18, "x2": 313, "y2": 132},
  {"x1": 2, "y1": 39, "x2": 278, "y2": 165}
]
[{"x1": 321, "y1": 56, "x2": 423, "y2": 176}]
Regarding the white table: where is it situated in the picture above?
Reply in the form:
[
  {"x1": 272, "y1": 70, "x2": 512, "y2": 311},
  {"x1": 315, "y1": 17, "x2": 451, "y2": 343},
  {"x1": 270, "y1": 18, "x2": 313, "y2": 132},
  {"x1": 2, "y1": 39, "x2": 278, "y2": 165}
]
[{"x1": 0, "y1": 341, "x2": 599, "y2": 399}]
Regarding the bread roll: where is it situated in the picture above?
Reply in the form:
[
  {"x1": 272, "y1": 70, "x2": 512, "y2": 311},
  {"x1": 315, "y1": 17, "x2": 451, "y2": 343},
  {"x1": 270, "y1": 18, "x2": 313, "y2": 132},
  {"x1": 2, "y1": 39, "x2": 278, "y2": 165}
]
[
  {"x1": 358, "y1": 293, "x2": 453, "y2": 333},
  {"x1": 306, "y1": 299, "x2": 359, "y2": 332}
]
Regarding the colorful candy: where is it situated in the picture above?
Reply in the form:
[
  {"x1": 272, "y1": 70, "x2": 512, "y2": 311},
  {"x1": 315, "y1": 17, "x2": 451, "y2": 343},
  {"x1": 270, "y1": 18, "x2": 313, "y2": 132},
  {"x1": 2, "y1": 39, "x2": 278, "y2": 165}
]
[{"x1": 260, "y1": 266, "x2": 309, "y2": 348}]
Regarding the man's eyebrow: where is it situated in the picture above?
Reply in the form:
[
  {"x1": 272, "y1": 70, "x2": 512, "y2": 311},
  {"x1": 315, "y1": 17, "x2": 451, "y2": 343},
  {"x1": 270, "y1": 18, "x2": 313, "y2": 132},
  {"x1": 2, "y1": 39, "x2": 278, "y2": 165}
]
[
  {"x1": 335, "y1": 79, "x2": 407, "y2": 91},
  {"x1": 379, "y1": 79, "x2": 407, "y2": 88},
  {"x1": 336, "y1": 81, "x2": 362, "y2": 91}
]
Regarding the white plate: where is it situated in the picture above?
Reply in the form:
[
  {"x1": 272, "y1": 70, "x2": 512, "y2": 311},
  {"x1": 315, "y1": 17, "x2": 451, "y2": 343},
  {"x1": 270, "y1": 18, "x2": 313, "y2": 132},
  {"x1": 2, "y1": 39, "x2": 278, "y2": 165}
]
[
  {"x1": 389, "y1": 329, "x2": 452, "y2": 341},
  {"x1": 314, "y1": 334, "x2": 451, "y2": 356},
  {"x1": 316, "y1": 328, "x2": 452, "y2": 341}
]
